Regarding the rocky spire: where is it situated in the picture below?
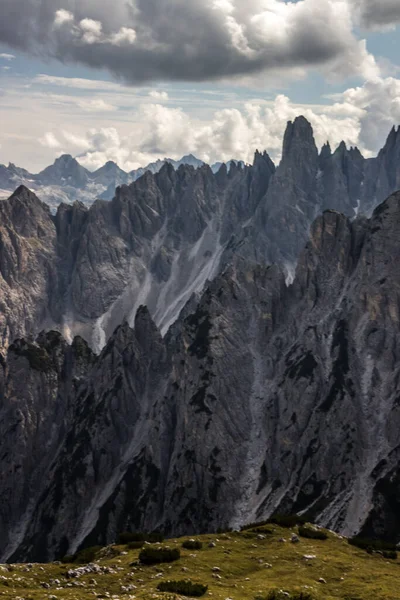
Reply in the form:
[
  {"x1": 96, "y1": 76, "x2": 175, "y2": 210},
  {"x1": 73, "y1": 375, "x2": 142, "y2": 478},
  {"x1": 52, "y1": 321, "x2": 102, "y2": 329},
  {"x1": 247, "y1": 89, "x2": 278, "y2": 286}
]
[{"x1": 282, "y1": 116, "x2": 318, "y2": 166}]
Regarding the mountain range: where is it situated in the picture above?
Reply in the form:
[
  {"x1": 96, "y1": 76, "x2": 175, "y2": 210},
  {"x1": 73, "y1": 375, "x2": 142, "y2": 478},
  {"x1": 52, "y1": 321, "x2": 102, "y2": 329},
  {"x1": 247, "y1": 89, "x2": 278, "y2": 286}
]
[
  {"x1": 0, "y1": 153, "x2": 242, "y2": 209},
  {"x1": 1, "y1": 116, "x2": 400, "y2": 562}
]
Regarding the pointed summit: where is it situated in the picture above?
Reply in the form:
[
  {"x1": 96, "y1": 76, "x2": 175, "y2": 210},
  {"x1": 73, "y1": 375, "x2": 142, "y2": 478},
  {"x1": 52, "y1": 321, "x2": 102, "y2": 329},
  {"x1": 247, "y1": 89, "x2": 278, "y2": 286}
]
[
  {"x1": 37, "y1": 154, "x2": 89, "y2": 188},
  {"x1": 134, "y1": 305, "x2": 163, "y2": 349},
  {"x1": 90, "y1": 161, "x2": 129, "y2": 188},
  {"x1": 319, "y1": 142, "x2": 332, "y2": 164},
  {"x1": 9, "y1": 185, "x2": 45, "y2": 208},
  {"x1": 334, "y1": 141, "x2": 348, "y2": 156},
  {"x1": 282, "y1": 116, "x2": 318, "y2": 165},
  {"x1": 3, "y1": 185, "x2": 53, "y2": 239},
  {"x1": 380, "y1": 124, "x2": 400, "y2": 156},
  {"x1": 253, "y1": 150, "x2": 274, "y2": 170}
]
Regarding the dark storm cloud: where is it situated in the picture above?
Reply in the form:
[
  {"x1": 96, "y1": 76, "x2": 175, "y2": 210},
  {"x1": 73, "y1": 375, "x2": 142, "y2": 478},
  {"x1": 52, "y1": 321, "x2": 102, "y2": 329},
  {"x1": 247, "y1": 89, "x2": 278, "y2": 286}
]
[
  {"x1": 0, "y1": 0, "x2": 378, "y2": 83},
  {"x1": 357, "y1": 0, "x2": 400, "y2": 29}
]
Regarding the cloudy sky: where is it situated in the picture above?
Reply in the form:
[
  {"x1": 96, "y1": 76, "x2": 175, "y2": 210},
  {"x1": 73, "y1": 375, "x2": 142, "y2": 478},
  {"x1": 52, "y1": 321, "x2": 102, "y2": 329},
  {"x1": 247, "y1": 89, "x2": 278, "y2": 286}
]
[{"x1": 0, "y1": 0, "x2": 399, "y2": 172}]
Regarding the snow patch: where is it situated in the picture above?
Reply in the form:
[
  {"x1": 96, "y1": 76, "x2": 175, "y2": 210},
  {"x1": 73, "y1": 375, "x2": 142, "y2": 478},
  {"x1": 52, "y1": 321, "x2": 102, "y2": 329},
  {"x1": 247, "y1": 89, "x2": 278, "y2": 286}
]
[{"x1": 283, "y1": 261, "x2": 296, "y2": 286}]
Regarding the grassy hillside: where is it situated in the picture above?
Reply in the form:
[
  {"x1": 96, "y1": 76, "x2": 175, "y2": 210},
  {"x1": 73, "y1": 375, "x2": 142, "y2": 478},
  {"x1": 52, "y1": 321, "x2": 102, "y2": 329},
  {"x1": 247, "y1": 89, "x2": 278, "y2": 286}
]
[{"x1": 1, "y1": 523, "x2": 399, "y2": 600}]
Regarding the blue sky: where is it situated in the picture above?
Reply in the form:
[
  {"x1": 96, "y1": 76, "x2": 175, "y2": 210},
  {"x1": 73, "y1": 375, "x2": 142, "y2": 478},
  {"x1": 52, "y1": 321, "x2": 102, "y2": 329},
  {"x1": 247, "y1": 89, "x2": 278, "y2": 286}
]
[{"x1": 0, "y1": 0, "x2": 400, "y2": 172}]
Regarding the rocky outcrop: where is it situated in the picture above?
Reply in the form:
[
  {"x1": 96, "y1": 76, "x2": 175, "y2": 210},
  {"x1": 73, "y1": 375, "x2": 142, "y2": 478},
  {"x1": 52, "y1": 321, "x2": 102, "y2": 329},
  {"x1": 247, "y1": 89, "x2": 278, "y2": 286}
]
[{"x1": 2, "y1": 193, "x2": 400, "y2": 561}]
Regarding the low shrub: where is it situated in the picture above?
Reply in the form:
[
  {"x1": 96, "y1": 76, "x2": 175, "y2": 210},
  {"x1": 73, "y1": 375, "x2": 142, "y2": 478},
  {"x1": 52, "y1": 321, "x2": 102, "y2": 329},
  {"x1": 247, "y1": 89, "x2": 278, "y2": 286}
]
[
  {"x1": 157, "y1": 580, "x2": 208, "y2": 597},
  {"x1": 256, "y1": 591, "x2": 315, "y2": 600},
  {"x1": 268, "y1": 515, "x2": 309, "y2": 528},
  {"x1": 246, "y1": 515, "x2": 310, "y2": 531},
  {"x1": 290, "y1": 593, "x2": 315, "y2": 600},
  {"x1": 182, "y1": 540, "x2": 203, "y2": 550},
  {"x1": 298, "y1": 526, "x2": 328, "y2": 540},
  {"x1": 73, "y1": 546, "x2": 103, "y2": 564},
  {"x1": 139, "y1": 546, "x2": 180, "y2": 565},
  {"x1": 348, "y1": 536, "x2": 396, "y2": 553},
  {"x1": 118, "y1": 531, "x2": 164, "y2": 544},
  {"x1": 147, "y1": 533, "x2": 165, "y2": 543},
  {"x1": 118, "y1": 532, "x2": 145, "y2": 544},
  {"x1": 216, "y1": 527, "x2": 233, "y2": 534},
  {"x1": 251, "y1": 526, "x2": 274, "y2": 535},
  {"x1": 382, "y1": 550, "x2": 398, "y2": 560},
  {"x1": 241, "y1": 519, "x2": 270, "y2": 531},
  {"x1": 128, "y1": 541, "x2": 145, "y2": 550}
]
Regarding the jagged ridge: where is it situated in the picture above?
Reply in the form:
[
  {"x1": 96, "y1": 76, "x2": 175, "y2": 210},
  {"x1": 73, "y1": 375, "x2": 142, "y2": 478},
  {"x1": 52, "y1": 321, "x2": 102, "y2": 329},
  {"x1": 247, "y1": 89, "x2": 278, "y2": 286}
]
[
  {"x1": 2, "y1": 191, "x2": 400, "y2": 561},
  {"x1": 1, "y1": 117, "x2": 400, "y2": 354}
]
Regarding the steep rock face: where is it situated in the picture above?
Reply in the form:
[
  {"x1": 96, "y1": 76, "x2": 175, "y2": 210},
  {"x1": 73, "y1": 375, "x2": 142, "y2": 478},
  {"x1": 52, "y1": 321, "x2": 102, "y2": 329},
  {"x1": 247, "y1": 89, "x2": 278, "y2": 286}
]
[
  {"x1": 318, "y1": 142, "x2": 364, "y2": 215},
  {"x1": 362, "y1": 126, "x2": 400, "y2": 215},
  {"x1": 0, "y1": 332, "x2": 95, "y2": 560},
  {"x1": 0, "y1": 186, "x2": 58, "y2": 348},
  {"x1": 231, "y1": 117, "x2": 323, "y2": 274},
  {"x1": 0, "y1": 157, "x2": 273, "y2": 351},
  {"x1": 2, "y1": 117, "x2": 400, "y2": 356},
  {"x1": 3, "y1": 193, "x2": 400, "y2": 561}
]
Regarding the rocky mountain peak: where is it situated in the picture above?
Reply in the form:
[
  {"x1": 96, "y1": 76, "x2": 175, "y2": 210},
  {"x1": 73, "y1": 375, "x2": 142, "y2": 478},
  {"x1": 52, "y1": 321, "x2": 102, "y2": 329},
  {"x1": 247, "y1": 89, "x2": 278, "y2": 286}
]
[
  {"x1": 377, "y1": 125, "x2": 400, "y2": 164},
  {"x1": 9, "y1": 184, "x2": 45, "y2": 206},
  {"x1": 180, "y1": 153, "x2": 204, "y2": 166},
  {"x1": 4, "y1": 132, "x2": 400, "y2": 560},
  {"x1": 282, "y1": 116, "x2": 318, "y2": 163},
  {"x1": 335, "y1": 140, "x2": 347, "y2": 155},
  {"x1": 370, "y1": 189, "x2": 400, "y2": 229},
  {"x1": 320, "y1": 141, "x2": 332, "y2": 159},
  {"x1": 253, "y1": 149, "x2": 275, "y2": 170},
  {"x1": 38, "y1": 154, "x2": 89, "y2": 189},
  {"x1": 385, "y1": 124, "x2": 400, "y2": 145},
  {"x1": 349, "y1": 146, "x2": 363, "y2": 159},
  {"x1": 55, "y1": 154, "x2": 74, "y2": 164},
  {"x1": 3, "y1": 186, "x2": 52, "y2": 238},
  {"x1": 92, "y1": 160, "x2": 126, "y2": 177},
  {"x1": 133, "y1": 305, "x2": 164, "y2": 351}
]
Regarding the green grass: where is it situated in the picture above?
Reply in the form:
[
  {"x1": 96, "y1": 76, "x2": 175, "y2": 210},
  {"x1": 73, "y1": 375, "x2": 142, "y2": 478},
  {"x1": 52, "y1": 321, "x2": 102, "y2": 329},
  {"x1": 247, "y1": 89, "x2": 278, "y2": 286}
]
[{"x1": 1, "y1": 524, "x2": 400, "y2": 599}]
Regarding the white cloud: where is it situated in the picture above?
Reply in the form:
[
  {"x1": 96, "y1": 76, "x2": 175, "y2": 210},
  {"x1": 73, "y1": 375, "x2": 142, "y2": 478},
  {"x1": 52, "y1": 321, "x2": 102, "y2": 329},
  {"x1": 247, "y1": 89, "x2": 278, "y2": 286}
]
[
  {"x1": 54, "y1": 9, "x2": 74, "y2": 28},
  {"x1": 79, "y1": 18, "x2": 103, "y2": 44},
  {"x1": 47, "y1": 75, "x2": 398, "y2": 171},
  {"x1": 39, "y1": 132, "x2": 62, "y2": 149},
  {"x1": 110, "y1": 27, "x2": 137, "y2": 46},
  {"x1": 0, "y1": 53, "x2": 15, "y2": 60},
  {"x1": 61, "y1": 131, "x2": 91, "y2": 152},
  {"x1": 2, "y1": 67, "x2": 400, "y2": 174},
  {"x1": 54, "y1": 11, "x2": 136, "y2": 47},
  {"x1": 334, "y1": 76, "x2": 400, "y2": 152},
  {"x1": 34, "y1": 74, "x2": 128, "y2": 92},
  {"x1": 149, "y1": 90, "x2": 169, "y2": 101},
  {"x1": 77, "y1": 98, "x2": 116, "y2": 112}
]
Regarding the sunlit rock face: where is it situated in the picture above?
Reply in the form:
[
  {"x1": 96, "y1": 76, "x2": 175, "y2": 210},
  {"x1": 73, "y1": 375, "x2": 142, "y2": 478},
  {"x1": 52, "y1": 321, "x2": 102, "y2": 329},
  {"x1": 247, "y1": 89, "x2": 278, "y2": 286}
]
[
  {"x1": 3, "y1": 118, "x2": 400, "y2": 353},
  {"x1": 2, "y1": 118, "x2": 400, "y2": 562},
  {"x1": 2, "y1": 192, "x2": 400, "y2": 561}
]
